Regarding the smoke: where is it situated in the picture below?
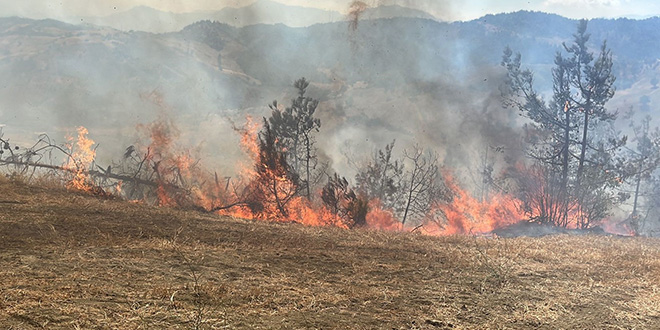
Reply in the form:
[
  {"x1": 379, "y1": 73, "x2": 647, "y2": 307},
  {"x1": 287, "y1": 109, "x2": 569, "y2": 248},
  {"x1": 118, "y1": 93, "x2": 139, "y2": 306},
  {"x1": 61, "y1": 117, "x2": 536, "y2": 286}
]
[
  {"x1": 348, "y1": 1, "x2": 369, "y2": 31},
  {"x1": 310, "y1": 67, "x2": 524, "y2": 192},
  {"x1": 0, "y1": 1, "x2": 521, "y2": 198}
]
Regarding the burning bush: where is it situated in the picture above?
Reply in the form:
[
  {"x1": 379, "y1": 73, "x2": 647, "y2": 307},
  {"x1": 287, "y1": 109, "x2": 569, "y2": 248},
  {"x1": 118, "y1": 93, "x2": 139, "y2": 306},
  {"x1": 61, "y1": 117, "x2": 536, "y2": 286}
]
[{"x1": 321, "y1": 173, "x2": 369, "y2": 228}]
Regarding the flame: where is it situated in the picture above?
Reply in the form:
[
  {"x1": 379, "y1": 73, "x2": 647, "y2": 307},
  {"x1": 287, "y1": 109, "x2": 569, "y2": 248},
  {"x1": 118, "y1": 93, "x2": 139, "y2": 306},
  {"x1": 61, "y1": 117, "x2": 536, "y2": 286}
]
[
  {"x1": 422, "y1": 173, "x2": 525, "y2": 236},
  {"x1": 135, "y1": 116, "x2": 531, "y2": 236},
  {"x1": 286, "y1": 197, "x2": 348, "y2": 228},
  {"x1": 65, "y1": 126, "x2": 96, "y2": 192},
  {"x1": 366, "y1": 199, "x2": 402, "y2": 231},
  {"x1": 600, "y1": 217, "x2": 635, "y2": 236},
  {"x1": 64, "y1": 115, "x2": 632, "y2": 238},
  {"x1": 136, "y1": 118, "x2": 227, "y2": 208},
  {"x1": 238, "y1": 115, "x2": 261, "y2": 162}
]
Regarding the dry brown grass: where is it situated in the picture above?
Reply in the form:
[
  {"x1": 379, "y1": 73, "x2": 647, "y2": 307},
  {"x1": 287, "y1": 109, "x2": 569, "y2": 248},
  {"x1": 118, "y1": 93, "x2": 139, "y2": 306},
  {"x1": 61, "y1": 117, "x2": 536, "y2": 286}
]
[{"x1": 1, "y1": 178, "x2": 660, "y2": 329}]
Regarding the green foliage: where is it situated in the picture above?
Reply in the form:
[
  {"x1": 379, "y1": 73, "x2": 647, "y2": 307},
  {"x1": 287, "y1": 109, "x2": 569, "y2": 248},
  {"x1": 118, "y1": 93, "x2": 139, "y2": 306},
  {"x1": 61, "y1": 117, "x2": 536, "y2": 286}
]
[
  {"x1": 503, "y1": 20, "x2": 626, "y2": 229},
  {"x1": 268, "y1": 77, "x2": 321, "y2": 199}
]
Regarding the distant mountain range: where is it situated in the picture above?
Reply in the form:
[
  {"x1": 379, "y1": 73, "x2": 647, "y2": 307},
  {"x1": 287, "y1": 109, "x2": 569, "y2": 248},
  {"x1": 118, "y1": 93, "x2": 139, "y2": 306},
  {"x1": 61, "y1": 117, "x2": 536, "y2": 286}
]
[
  {"x1": 1, "y1": 10, "x2": 659, "y2": 175},
  {"x1": 74, "y1": 0, "x2": 438, "y2": 33}
]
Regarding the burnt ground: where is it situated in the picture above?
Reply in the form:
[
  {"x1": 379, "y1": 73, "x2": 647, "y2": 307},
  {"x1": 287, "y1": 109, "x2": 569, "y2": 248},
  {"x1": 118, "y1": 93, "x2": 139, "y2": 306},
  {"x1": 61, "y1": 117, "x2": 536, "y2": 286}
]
[
  {"x1": 1, "y1": 177, "x2": 660, "y2": 329},
  {"x1": 492, "y1": 220, "x2": 611, "y2": 238}
]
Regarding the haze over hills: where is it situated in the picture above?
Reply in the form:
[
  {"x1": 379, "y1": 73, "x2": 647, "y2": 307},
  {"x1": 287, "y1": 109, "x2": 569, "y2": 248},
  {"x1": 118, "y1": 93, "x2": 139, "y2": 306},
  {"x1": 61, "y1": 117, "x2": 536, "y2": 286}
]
[
  {"x1": 74, "y1": 0, "x2": 439, "y2": 33},
  {"x1": 1, "y1": 11, "x2": 659, "y2": 179}
]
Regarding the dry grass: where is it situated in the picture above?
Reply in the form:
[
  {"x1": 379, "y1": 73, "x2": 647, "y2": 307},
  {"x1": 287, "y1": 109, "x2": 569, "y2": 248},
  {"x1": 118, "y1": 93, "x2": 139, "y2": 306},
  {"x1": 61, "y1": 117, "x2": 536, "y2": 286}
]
[{"x1": 1, "y1": 177, "x2": 660, "y2": 329}]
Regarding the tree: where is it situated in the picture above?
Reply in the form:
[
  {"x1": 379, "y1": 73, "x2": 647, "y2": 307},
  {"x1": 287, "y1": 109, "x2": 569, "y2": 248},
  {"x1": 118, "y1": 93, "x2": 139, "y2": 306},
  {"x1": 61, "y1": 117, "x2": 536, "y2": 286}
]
[
  {"x1": 268, "y1": 77, "x2": 321, "y2": 199},
  {"x1": 623, "y1": 115, "x2": 660, "y2": 234},
  {"x1": 399, "y1": 145, "x2": 446, "y2": 226},
  {"x1": 355, "y1": 140, "x2": 404, "y2": 211},
  {"x1": 502, "y1": 43, "x2": 575, "y2": 227},
  {"x1": 250, "y1": 119, "x2": 301, "y2": 218},
  {"x1": 502, "y1": 20, "x2": 625, "y2": 229}
]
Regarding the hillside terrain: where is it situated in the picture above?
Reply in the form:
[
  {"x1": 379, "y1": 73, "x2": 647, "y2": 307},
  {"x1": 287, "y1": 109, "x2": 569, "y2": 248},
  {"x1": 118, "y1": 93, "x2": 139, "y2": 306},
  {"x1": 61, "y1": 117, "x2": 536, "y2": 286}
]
[
  {"x1": 2, "y1": 12, "x2": 660, "y2": 177},
  {"x1": 74, "y1": 0, "x2": 438, "y2": 32},
  {"x1": 1, "y1": 177, "x2": 660, "y2": 329}
]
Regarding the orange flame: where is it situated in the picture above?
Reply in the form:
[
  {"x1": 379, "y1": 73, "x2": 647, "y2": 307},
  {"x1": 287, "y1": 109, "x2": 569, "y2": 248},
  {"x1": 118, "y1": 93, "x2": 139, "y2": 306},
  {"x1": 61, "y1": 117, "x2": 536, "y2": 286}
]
[
  {"x1": 422, "y1": 173, "x2": 525, "y2": 236},
  {"x1": 366, "y1": 199, "x2": 402, "y2": 231},
  {"x1": 115, "y1": 181, "x2": 123, "y2": 195},
  {"x1": 109, "y1": 115, "x2": 633, "y2": 237},
  {"x1": 600, "y1": 217, "x2": 635, "y2": 236},
  {"x1": 239, "y1": 116, "x2": 260, "y2": 161},
  {"x1": 286, "y1": 197, "x2": 349, "y2": 228},
  {"x1": 65, "y1": 126, "x2": 96, "y2": 192}
]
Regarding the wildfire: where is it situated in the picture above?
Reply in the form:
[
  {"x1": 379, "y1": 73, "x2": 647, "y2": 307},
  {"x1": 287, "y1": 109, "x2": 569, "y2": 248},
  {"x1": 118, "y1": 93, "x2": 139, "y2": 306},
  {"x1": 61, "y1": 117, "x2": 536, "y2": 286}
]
[
  {"x1": 134, "y1": 116, "x2": 532, "y2": 236},
  {"x1": 56, "y1": 116, "x2": 630, "y2": 238},
  {"x1": 600, "y1": 217, "x2": 636, "y2": 236},
  {"x1": 135, "y1": 117, "x2": 225, "y2": 208},
  {"x1": 421, "y1": 173, "x2": 525, "y2": 236},
  {"x1": 366, "y1": 199, "x2": 402, "y2": 231},
  {"x1": 235, "y1": 115, "x2": 260, "y2": 163},
  {"x1": 286, "y1": 197, "x2": 349, "y2": 228},
  {"x1": 65, "y1": 126, "x2": 96, "y2": 192}
]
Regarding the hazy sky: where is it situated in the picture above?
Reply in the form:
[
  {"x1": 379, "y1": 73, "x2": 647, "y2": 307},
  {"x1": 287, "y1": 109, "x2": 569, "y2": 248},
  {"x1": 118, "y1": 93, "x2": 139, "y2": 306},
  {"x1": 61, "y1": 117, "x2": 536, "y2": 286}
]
[{"x1": 1, "y1": 0, "x2": 659, "y2": 21}]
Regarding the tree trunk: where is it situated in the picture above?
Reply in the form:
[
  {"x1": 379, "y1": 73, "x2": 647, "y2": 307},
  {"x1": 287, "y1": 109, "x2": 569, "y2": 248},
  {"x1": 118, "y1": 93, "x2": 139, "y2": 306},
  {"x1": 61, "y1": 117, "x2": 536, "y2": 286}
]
[
  {"x1": 401, "y1": 179, "x2": 415, "y2": 227},
  {"x1": 576, "y1": 109, "x2": 590, "y2": 187},
  {"x1": 272, "y1": 178, "x2": 287, "y2": 218},
  {"x1": 560, "y1": 103, "x2": 571, "y2": 227},
  {"x1": 631, "y1": 160, "x2": 644, "y2": 235},
  {"x1": 305, "y1": 134, "x2": 311, "y2": 200}
]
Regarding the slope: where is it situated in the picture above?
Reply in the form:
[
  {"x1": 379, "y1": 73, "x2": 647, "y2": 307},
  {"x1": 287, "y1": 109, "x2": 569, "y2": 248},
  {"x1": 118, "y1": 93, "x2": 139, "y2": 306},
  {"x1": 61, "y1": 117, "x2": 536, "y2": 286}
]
[{"x1": 1, "y1": 177, "x2": 660, "y2": 328}]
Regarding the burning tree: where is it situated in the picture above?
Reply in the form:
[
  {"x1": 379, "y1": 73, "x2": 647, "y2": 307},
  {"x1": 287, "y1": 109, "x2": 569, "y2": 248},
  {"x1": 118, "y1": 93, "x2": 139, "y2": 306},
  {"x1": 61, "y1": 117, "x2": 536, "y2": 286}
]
[
  {"x1": 248, "y1": 119, "x2": 302, "y2": 218},
  {"x1": 502, "y1": 19, "x2": 626, "y2": 229},
  {"x1": 268, "y1": 77, "x2": 322, "y2": 200}
]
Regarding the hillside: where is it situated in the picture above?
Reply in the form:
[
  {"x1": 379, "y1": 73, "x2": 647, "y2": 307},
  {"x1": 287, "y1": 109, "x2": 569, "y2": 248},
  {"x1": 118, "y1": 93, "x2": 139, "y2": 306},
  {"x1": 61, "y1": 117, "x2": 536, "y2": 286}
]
[
  {"x1": 1, "y1": 177, "x2": 660, "y2": 328},
  {"x1": 75, "y1": 0, "x2": 438, "y2": 33},
  {"x1": 3, "y1": 12, "x2": 660, "y2": 179}
]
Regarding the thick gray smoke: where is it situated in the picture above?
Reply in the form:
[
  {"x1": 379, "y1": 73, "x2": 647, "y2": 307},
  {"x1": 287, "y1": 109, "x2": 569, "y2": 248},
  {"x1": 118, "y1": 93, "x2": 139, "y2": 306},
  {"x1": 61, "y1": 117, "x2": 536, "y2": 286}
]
[{"x1": 0, "y1": 1, "x2": 524, "y2": 189}]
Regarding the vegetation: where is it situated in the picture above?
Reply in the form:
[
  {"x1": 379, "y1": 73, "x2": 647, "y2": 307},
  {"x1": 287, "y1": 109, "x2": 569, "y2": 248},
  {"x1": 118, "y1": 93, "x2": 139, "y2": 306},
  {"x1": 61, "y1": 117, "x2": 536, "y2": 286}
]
[{"x1": 503, "y1": 20, "x2": 627, "y2": 229}]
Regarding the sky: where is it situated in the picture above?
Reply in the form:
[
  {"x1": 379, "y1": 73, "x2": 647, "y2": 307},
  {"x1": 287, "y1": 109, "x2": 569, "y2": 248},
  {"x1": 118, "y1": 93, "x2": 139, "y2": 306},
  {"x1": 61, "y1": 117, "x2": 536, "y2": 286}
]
[{"x1": 0, "y1": 0, "x2": 659, "y2": 21}]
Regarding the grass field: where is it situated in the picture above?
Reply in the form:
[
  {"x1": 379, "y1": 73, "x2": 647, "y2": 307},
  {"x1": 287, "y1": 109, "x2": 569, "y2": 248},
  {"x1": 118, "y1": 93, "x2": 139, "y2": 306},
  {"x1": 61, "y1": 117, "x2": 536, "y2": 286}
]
[{"x1": 1, "y1": 177, "x2": 660, "y2": 329}]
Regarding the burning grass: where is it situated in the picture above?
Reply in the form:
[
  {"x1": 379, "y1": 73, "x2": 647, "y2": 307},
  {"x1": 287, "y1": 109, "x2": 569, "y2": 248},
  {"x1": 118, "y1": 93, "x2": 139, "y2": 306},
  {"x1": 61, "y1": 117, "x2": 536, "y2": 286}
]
[{"x1": 1, "y1": 177, "x2": 660, "y2": 329}]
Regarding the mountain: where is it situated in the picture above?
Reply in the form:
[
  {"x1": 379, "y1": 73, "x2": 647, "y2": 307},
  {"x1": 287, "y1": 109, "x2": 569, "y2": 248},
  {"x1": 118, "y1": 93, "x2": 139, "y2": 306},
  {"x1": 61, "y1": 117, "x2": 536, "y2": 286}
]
[
  {"x1": 208, "y1": 0, "x2": 344, "y2": 28},
  {"x1": 361, "y1": 5, "x2": 437, "y2": 21},
  {"x1": 72, "y1": 0, "x2": 439, "y2": 33},
  {"x1": 1, "y1": 11, "x2": 659, "y2": 175},
  {"x1": 78, "y1": 6, "x2": 209, "y2": 33}
]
